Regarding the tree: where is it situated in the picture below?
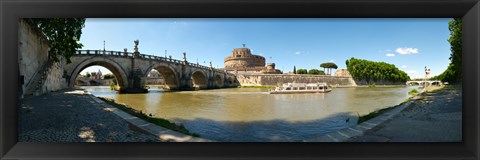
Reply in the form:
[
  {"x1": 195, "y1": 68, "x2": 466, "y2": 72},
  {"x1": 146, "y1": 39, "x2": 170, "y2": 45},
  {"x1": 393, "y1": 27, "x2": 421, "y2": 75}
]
[
  {"x1": 103, "y1": 74, "x2": 115, "y2": 79},
  {"x1": 27, "y1": 18, "x2": 86, "y2": 63},
  {"x1": 86, "y1": 72, "x2": 91, "y2": 78},
  {"x1": 320, "y1": 62, "x2": 338, "y2": 75},
  {"x1": 296, "y1": 69, "x2": 308, "y2": 74},
  {"x1": 308, "y1": 69, "x2": 324, "y2": 75},
  {"x1": 293, "y1": 66, "x2": 297, "y2": 74},
  {"x1": 346, "y1": 57, "x2": 409, "y2": 84},
  {"x1": 433, "y1": 18, "x2": 462, "y2": 84}
]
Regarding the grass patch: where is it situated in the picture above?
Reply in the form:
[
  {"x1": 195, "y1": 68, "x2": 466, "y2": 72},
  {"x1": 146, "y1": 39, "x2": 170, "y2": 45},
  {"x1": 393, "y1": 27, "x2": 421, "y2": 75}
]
[
  {"x1": 357, "y1": 97, "x2": 413, "y2": 124},
  {"x1": 357, "y1": 106, "x2": 394, "y2": 124},
  {"x1": 368, "y1": 83, "x2": 376, "y2": 87},
  {"x1": 238, "y1": 85, "x2": 275, "y2": 89},
  {"x1": 97, "y1": 97, "x2": 200, "y2": 137},
  {"x1": 408, "y1": 89, "x2": 419, "y2": 95}
]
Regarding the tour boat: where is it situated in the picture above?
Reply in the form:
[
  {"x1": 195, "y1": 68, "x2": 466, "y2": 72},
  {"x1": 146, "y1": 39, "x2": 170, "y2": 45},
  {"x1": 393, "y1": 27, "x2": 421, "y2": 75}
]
[{"x1": 269, "y1": 83, "x2": 332, "y2": 94}]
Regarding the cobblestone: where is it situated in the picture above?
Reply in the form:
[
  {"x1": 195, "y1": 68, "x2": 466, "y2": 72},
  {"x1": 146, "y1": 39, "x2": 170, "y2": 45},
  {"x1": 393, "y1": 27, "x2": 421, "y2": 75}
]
[
  {"x1": 18, "y1": 89, "x2": 162, "y2": 142},
  {"x1": 347, "y1": 87, "x2": 462, "y2": 142}
]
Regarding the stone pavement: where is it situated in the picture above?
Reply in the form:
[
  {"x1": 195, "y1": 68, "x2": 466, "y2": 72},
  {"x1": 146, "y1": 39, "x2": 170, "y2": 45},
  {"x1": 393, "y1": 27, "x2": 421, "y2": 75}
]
[
  {"x1": 346, "y1": 87, "x2": 462, "y2": 142},
  {"x1": 18, "y1": 90, "x2": 162, "y2": 142}
]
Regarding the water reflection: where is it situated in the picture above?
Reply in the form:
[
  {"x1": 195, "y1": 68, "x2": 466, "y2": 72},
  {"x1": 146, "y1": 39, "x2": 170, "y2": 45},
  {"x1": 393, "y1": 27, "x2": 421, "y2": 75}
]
[{"x1": 80, "y1": 86, "x2": 415, "y2": 141}]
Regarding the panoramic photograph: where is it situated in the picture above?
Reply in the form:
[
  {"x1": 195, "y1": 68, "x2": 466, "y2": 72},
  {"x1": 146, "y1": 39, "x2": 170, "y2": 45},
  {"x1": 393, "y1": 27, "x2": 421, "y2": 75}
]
[{"x1": 18, "y1": 18, "x2": 462, "y2": 142}]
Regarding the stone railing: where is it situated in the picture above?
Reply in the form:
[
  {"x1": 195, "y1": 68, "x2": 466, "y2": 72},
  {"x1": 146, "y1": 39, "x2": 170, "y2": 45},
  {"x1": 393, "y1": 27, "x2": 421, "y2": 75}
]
[{"x1": 75, "y1": 50, "x2": 228, "y2": 73}]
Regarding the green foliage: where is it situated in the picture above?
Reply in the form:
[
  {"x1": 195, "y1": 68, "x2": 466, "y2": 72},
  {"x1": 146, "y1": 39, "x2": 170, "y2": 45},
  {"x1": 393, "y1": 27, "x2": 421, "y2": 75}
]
[
  {"x1": 308, "y1": 69, "x2": 325, "y2": 75},
  {"x1": 27, "y1": 18, "x2": 86, "y2": 63},
  {"x1": 86, "y1": 72, "x2": 91, "y2": 78},
  {"x1": 432, "y1": 18, "x2": 462, "y2": 84},
  {"x1": 103, "y1": 74, "x2": 115, "y2": 79},
  {"x1": 320, "y1": 62, "x2": 338, "y2": 75},
  {"x1": 345, "y1": 57, "x2": 410, "y2": 83},
  {"x1": 110, "y1": 82, "x2": 116, "y2": 90},
  {"x1": 296, "y1": 69, "x2": 308, "y2": 74},
  {"x1": 408, "y1": 89, "x2": 419, "y2": 95},
  {"x1": 357, "y1": 106, "x2": 395, "y2": 124},
  {"x1": 293, "y1": 66, "x2": 297, "y2": 74}
]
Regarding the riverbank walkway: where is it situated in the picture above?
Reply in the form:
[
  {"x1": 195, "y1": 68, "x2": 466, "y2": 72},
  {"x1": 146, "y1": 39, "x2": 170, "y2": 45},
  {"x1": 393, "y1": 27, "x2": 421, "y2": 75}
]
[
  {"x1": 18, "y1": 89, "x2": 162, "y2": 142},
  {"x1": 347, "y1": 86, "x2": 462, "y2": 142}
]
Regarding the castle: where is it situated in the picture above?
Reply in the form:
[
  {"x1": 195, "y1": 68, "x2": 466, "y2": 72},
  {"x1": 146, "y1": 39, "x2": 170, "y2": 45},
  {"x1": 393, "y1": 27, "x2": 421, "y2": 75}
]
[{"x1": 223, "y1": 46, "x2": 281, "y2": 74}]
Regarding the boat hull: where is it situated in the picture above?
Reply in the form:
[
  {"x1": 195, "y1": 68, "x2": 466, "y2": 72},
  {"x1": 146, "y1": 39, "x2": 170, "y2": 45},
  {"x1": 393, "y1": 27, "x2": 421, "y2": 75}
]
[{"x1": 269, "y1": 89, "x2": 332, "y2": 94}]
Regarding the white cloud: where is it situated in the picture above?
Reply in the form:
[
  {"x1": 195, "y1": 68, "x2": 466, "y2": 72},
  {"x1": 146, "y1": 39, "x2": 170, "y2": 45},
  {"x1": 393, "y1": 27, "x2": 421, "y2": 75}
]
[
  {"x1": 396, "y1": 47, "x2": 419, "y2": 54},
  {"x1": 329, "y1": 59, "x2": 334, "y2": 62},
  {"x1": 401, "y1": 65, "x2": 407, "y2": 68},
  {"x1": 294, "y1": 51, "x2": 301, "y2": 55},
  {"x1": 386, "y1": 53, "x2": 395, "y2": 57}
]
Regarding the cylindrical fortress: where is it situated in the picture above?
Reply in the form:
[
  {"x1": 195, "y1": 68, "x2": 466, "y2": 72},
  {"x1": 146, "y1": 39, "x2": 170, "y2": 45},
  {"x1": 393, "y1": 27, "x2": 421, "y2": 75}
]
[{"x1": 224, "y1": 48, "x2": 266, "y2": 68}]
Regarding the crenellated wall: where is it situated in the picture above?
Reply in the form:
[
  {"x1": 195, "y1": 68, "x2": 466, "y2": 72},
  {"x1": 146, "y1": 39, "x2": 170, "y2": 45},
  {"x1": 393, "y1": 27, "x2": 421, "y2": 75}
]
[
  {"x1": 236, "y1": 74, "x2": 408, "y2": 87},
  {"x1": 236, "y1": 74, "x2": 357, "y2": 87}
]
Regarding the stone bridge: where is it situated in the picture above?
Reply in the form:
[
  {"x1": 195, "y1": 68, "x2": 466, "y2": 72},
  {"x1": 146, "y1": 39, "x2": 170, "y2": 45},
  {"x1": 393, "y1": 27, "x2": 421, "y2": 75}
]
[
  {"x1": 64, "y1": 50, "x2": 239, "y2": 92},
  {"x1": 406, "y1": 80, "x2": 442, "y2": 86}
]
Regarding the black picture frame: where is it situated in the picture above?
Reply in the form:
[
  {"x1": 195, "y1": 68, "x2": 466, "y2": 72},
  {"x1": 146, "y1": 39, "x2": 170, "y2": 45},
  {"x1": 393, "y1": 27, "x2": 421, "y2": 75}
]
[{"x1": 1, "y1": 0, "x2": 478, "y2": 160}]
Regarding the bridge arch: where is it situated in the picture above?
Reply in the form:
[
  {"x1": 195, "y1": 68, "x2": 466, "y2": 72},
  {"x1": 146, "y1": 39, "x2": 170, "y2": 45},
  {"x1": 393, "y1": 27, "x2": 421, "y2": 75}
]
[
  {"x1": 191, "y1": 70, "x2": 208, "y2": 89},
  {"x1": 407, "y1": 82, "x2": 420, "y2": 86},
  {"x1": 226, "y1": 76, "x2": 234, "y2": 86},
  {"x1": 214, "y1": 74, "x2": 224, "y2": 87},
  {"x1": 69, "y1": 57, "x2": 128, "y2": 90},
  {"x1": 145, "y1": 63, "x2": 179, "y2": 90}
]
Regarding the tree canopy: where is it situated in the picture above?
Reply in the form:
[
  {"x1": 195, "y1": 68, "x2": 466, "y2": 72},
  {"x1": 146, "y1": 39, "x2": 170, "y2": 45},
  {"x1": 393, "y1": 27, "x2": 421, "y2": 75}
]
[
  {"x1": 431, "y1": 18, "x2": 462, "y2": 83},
  {"x1": 28, "y1": 18, "x2": 86, "y2": 63},
  {"x1": 296, "y1": 69, "x2": 308, "y2": 74},
  {"x1": 103, "y1": 74, "x2": 115, "y2": 79},
  {"x1": 320, "y1": 62, "x2": 338, "y2": 75},
  {"x1": 308, "y1": 69, "x2": 325, "y2": 75},
  {"x1": 346, "y1": 57, "x2": 410, "y2": 83}
]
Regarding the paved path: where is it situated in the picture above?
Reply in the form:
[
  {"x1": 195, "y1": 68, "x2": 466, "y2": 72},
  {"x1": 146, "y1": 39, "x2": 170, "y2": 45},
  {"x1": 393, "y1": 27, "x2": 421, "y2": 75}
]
[
  {"x1": 347, "y1": 87, "x2": 462, "y2": 142},
  {"x1": 18, "y1": 90, "x2": 162, "y2": 142}
]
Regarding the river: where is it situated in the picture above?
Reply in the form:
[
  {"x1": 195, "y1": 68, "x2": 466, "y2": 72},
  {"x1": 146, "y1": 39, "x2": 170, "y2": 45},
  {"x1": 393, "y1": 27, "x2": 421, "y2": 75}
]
[{"x1": 80, "y1": 85, "x2": 417, "y2": 142}]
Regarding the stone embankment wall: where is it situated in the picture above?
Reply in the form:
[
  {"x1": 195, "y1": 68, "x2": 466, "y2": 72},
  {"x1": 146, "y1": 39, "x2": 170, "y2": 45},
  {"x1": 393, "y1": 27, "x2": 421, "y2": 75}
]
[
  {"x1": 18, "y1": 19, "x2": 69, "y2": 98},
  {"x1": 41, "y1": 57, "x2": 68, "y2": 92},
  {"x1": 18, "y1": 19, "x2": 50, "y2": 96},
  {"x1": 236, "y1": 74, "x2": 357, "y2": 86}
]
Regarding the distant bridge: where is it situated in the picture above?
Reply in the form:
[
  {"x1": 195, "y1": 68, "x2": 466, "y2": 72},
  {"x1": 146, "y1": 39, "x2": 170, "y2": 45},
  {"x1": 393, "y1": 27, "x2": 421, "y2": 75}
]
[
  {"x1": 406, "y1": 80, "x2": 442, "y2": 86},
  {"x1": 64, "y1": 50, "x2": 239, "y2": 92}
]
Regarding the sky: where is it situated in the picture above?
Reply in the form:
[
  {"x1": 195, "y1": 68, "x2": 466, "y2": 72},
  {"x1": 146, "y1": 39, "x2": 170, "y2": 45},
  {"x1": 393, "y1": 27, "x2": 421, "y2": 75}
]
[{"x1": 79, "y1": 18, "x2": 453, "y2": 79}]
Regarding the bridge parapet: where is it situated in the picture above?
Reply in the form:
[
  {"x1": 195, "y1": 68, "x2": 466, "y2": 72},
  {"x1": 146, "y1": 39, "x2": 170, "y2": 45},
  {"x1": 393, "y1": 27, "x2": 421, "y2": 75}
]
[{"x1": 76, "y1": 50, "x2": 233, "y2": 75}]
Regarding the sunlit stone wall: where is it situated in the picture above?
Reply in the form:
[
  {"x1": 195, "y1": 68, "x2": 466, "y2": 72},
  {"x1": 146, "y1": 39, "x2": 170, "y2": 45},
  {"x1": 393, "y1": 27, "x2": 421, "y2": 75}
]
[
  {"x1": 236, "y1": 74, "x2": 356, "y2": 86},
  {"x1": 18, "y1": 19, "x2": 69, "y2": 97}
]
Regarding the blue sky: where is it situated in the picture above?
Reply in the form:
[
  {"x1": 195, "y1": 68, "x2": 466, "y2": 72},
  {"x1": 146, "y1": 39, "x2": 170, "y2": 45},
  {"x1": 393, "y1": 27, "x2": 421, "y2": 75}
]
[{"x1": 79, "y1": 18, "x2": 452, "y2": 78}]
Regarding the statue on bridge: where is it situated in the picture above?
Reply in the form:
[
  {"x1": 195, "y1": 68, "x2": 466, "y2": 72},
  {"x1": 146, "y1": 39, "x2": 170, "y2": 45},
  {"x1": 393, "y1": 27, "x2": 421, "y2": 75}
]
[
  {"x1": 182, "y1": 52, "x2": 187, "y2": 61},
  {"x1": 133, "y1": 39, "x2": 140, "y2": 58},
  {"x1": 123, "y1": 48, "x2": 128, "y2": 56},
  {"x1": 134, "y1": 39, "x2": 139, "y2": 52}
]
